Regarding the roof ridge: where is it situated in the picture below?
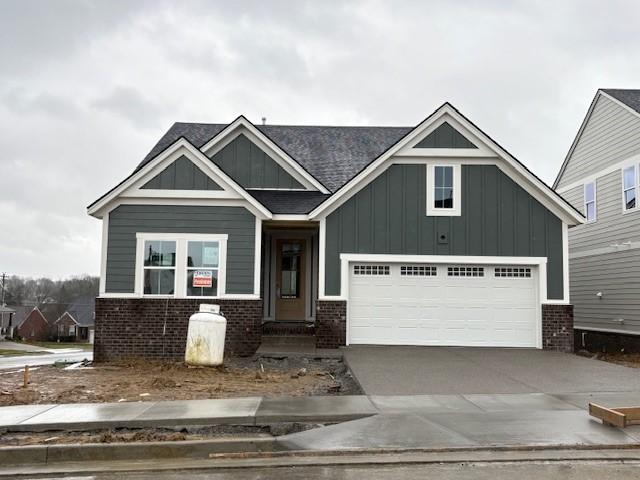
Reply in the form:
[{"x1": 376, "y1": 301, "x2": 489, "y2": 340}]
[{"x1": 172, "y1": 121, "x2": 412, "y2": 129}]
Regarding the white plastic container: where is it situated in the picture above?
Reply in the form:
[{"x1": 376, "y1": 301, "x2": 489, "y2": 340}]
[{"x1": 185, "y1": 304, "x2": 226, "y2": 366}]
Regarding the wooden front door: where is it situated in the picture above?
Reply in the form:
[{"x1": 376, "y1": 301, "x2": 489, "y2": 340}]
[{"x1": 275, "y1": 239, "x2": 306, "y2": 320}]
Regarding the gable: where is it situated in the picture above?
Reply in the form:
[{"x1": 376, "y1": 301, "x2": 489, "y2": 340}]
[
  {"x1": 210, "y1": 134, "x2": 305, "y2": 189},
  {"x1": 413, "y1": 121, "x2": 477, "y2": 148},
  {"x1": 556, "y1": 92, "x2": 640, "y2": 190},
  {"x1": 141, "y1": 155, "x2": 223, "y2": 190}
]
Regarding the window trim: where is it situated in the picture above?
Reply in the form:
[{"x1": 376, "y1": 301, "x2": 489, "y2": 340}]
[
  {"x1": 426, "y1": 164, "x2": 461, "y2": 216},
  {"x1": 142, "y1": 239, "x2": 177, "y2": 297},
  {"x1": 135, "y1": 233, "x2": 228, "y2": 299},
  {"x1": 622, "y1": 165, "x2": 639, "y2": 214},
  {"x1": 583, "y1": 181, "x2": 597, "y2": 223}
]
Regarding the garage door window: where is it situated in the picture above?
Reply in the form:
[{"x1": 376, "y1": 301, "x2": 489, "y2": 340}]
[
  {"x1": 447, "y1": 266, "x2": 484, "y2": 277},
  {"x1": 495, "y1": 267, "x2": 531, "y2": 278},
  {"x1": 353, "y1": 265, "x2": 390, "y2": 275},
  {"x1": 400, "y1": 265, "x2": 437, "y2": 276}
]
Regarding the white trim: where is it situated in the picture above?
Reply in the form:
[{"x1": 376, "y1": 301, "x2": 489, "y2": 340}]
[
  {"x1": 99, "y1": 198, "x2": 268, "y2": 219},
  {"x1": 271, "y1": 214, "x2": 311, "y2": 221},
  {"x1": 220, "y1": 294, "x2": 261, "y2": 300},
  {"x1": 99, "y1": 212, "x2": 109, "y2": 295},
  {"x1": 124, "y1": 189, "x2": 239, "y2": 199},
  {"x1": 88, "y1": 138, "x2": 273, "y2": 219},
  {"x1": 583, "y1": 181, "x2": 596, "y2": 223},
  {"x1": 200, "y1": 117, "x2": 329, "y2": 194},
  {"x1": 254, "y1": 218, "x2": 262, "y2": 296},
  {"x1": 99, "y1": 293, "x2": 139, "y2": 298},
  {"x1": 426, "y1": 164, "x2": 461, "y2": 217},
  {"x1": 575, "y1": 325, "x2": 640, "y2": 336},
  {"x1": 621, "y1": 164, "x2": 639, "y2": 215},
  {"x1": 555, "y1": 152, "x2": 640, "y2": 194},
  {"x1": 134, "y1": 232, "x2": 229, "y2": 299},
  {"x1": 562, "y1": 223, "x2": 570, "y2": 304},
  {"x1": 247, "y1": 188, "x2": 309, "y2": 191},
  {"x1": 309, "y1": 105, "x2": 583, "y2": 225},
  {"x1": 318, "y1": 217, "x2": 326, "y2": 298}
]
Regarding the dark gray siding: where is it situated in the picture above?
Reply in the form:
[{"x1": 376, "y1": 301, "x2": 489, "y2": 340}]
[
  {"x1": 211, "y1": 134, "x2": 305, "y2": 189},
  {"x1": 142, "y1": 155, "x2": 222, "y2": 190},
  {"x1": 106, "y1": 205, "x2": 255, "y2": 294},
  {"x1": 414, "y1": 122, "x2": 477, "y2": 148},
  {"x1": 325, "y1": 164, "x2": 564, "y2": 299}
]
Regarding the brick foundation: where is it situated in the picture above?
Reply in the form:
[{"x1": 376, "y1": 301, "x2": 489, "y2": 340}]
[
  {"x1": 94, "y1": 298, "x2": 262, "y2": 362},
  {"x1": 315, "y1": 301, "x2": 347, "y2": 348},
  {"x1": 574, "y1": 329, "x2": 640, "y2": 354},
  {"x1": 542, "y1": 304, "x2": 574, "y2": 352}
]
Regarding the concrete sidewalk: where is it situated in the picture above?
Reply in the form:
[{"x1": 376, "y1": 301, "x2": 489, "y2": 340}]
[{"x1": 2, "y1": 391, "x2": 640, "y2": 435}]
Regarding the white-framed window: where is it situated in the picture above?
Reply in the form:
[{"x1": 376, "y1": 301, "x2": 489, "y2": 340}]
[
  {"x1": 400, "y1": 265, "x2": 437, "y2": 276},
  {"x1": 623, "y1": 165, "x2": 637, "y2": 212},
  {"x1": 495, "y1": 267, "x2": 531, "y2": 278},
  {"x1": 353, "y1": 265, "x2": 390, "y2": 276},
  {"x1": 584, "y1": 181, "x2": 596, "y2": 222},
  {"x1": 447, "y1": 266, "x2": 484, "y2": 277},
  {"x1": 426, "y1": 164, "x2": 461, "y2": 216},
  {"x1": 135, "y1": 233, "x2": 228, "y2": 298}
]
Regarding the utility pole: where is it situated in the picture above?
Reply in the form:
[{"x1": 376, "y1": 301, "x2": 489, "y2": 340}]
[{"x1": 1, "y1": 272, "x2": 5, "y2": 306}]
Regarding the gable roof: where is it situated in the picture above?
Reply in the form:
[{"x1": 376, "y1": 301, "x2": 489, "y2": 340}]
[
  {"x1": 139, "y1": 123, "x2": 411, "y2": 193},
  {"x1": 601, "y1": 89, "x2": 640, "y2": 114},
  {"x1": 553, "y1": 89, "x2": 640, "y2": 189},
  {"x1": 62, "y1": 297, "x2": 95, "y2": 327},
  {"x1": 248, "y1": 190, "x2": 330, "y2": 214}
]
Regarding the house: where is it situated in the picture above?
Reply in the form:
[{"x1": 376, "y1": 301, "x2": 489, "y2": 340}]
[
  {"x1": 554, "y1": 89, "x2": 640, "y2": 353},
  {"x1": 15, "y1": 306, "x2": 49, "y2": 341},
  {"x1": 88, "y1": 102, "x2": 583, "y2": 362},
  {"x1": 54, "y1": 297, "x2": 95, "y2": 343},
  {"x1": 0, "y1": 305, "x2": 15, "y2": 337}
]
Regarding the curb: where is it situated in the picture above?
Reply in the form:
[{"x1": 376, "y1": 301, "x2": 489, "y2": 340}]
[{"x1": 0, "y1": 437, "x2": 276, "y2": 466}]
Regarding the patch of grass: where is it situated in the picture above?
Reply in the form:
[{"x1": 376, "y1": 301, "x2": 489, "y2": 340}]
[
  {"x1": 24, "y1": 341, "x2": 93, "y2": 351},
  {"x1": 0, "y1": 349, "x2": 42, "y2": 357}
]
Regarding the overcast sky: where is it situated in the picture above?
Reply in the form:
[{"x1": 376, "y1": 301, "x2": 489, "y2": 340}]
[{"x1": 1, "y1": 0, "x2": 639, "y2": 278}]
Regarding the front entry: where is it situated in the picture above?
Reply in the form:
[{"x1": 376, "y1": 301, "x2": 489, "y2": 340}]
[{"x1": 275, "y1": 239, "x2": 306, "y2": 320}]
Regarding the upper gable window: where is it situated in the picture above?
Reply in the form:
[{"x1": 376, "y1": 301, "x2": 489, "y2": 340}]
[
  {"x1": 584, "y1": 181, "x2": 596, "y2": 222},
  {"x1": 426, "y1": 164, "x2": 461, "y2": 216},
  {"x1": 623, "y1": 165, "x2": 637, "y2": 212}
]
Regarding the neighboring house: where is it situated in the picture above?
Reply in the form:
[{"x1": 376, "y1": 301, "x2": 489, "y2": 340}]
[
  {"x1": 54, "y1": 297, "x2": 95, "y2": 343},
  {"x1": 15, "y1": 307, "x2": 49, "y2": 341},
  {"x1": 0, "y1": 305, "x2": 15, "y2": 337},
  {"x1": 88, "y1": 102, "x2": 583, "y2": 361},
  {"x1": 554, "y1": 89, "x2": 640, "y2": 352}
]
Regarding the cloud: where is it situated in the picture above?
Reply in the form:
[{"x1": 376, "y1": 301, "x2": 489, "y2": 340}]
[{"x1": 2, "y1": 0, "x2": 640, "y2": 278}]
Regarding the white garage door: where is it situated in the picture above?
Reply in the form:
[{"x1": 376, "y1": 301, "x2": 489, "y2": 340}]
[{"x1": 348, "y1": 263, "x2": 539, "y2": 347}]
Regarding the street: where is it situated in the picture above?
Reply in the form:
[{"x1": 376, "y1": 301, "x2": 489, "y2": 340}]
[
  {"x1": 0, "y1": 351, "x2": 92, "y2": 370},
  {"x1": 16, "y1": 460, "x2": 640, "y2": 479}
]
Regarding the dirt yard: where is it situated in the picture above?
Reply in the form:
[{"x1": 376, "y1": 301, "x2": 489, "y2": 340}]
[
  {"x1": 580, "y1": 351, "x2": 640, "y2": 369},
  {"x1": 0, "y1": 357, "x2": 360, "y2": 406}
]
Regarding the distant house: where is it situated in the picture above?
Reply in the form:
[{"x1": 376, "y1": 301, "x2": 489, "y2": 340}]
[
  {"x1": 16, "y1": 307, "x2": 49, "y2": 341},
  {"x1": 54, "y1": 297, "x2": 95, "y2": 343},
  {"x1": 0, "y1": 305, "x2": 15, "y2": 337}
]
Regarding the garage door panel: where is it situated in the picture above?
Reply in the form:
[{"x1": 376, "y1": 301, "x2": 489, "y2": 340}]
[{"x1": 348, "y1": 262, "x2": 539, "y2": 347}]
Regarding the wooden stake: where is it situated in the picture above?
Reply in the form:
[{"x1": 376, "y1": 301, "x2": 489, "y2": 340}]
[{"x1": 23, "y1": 365, "x2": 29, "y2": 388}]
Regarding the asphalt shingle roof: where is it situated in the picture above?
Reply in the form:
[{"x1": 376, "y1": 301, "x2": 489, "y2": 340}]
[
  {"x1": 601, "y1": 89, "x2": 640, "y2": 114},
  {"x1": 138, "y1": 123, "x2": 412, "y2": 193},
  {"x1": 247, "y1": 190, "x2": 330, "y2": 214}
]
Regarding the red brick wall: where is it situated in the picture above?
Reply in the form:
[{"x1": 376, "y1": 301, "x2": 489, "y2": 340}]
[
  {"x1": 94, "y1": 298, "x2": 262, "y2": 362},
  {"x1": 17, "y1": 309, "x2": 49, "y2": 341},
  {"x1": 542, "y1": 304, "x2": 574, "y2": 352},
  {"x1": 315, "y1": 300, "x2": 347, "y2": 348}
]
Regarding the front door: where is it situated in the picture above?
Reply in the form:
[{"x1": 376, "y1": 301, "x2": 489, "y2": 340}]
[{"x1": 275, "y1": 239, "x2": 306, "y2": 320}]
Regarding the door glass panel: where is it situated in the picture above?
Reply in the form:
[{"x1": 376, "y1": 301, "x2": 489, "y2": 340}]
[{"x1": 280, "y1": 243, "x2": 301, "y2": 298}]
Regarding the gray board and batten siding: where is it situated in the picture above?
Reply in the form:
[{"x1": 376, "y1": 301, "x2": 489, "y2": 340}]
[
  {"x1": 105, "y1": 205, "x2": 256, "y2": 295},
  {"x1": 414, "y1": 121, "x2": 478, "y2": 149},
  {"x1": 210, "y1": 134, "x2": 305, "y2": 189},
  {"x1": 141, "y1": 155, "x2": 223, "y2": 190},
  {"x1": 324, "y1": 164, "x2": 564, "y2": 299},
  {"x1": 556, "y1": 94, "x2": 640, "y2": 189}
]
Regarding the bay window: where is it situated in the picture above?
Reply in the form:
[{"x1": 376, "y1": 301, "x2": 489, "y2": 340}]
[{"x1": 136, "y1": 233, "x2": 227, "y2": 298}]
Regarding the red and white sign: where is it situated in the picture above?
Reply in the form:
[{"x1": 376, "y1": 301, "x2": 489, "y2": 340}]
[{"x1": 192, "y1": 270, "x2": 213, "y2": 288}]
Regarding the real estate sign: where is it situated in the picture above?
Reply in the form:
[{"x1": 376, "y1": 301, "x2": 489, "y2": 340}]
[{"x1": 193, "y1": 270, "x2": 213, "y2": 288}]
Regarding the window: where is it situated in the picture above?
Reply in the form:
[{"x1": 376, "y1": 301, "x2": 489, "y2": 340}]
[
  {"x1": 143, "y1": 240, "x2": 176, "y2": 295},
  {"x1": 495, "y1": 267, "x2": 531, "y2": 278},
  {"x1": 400, "y1": 265, "x2": 437, "y2": 276},
  {"x1": 584, "y1": 182, "x2": 596, "y2": 222},
  {"x1": 427, "y1": 164, "x2": 461, "y2": 216},
  {"x1": 136, "y1": 234, "x2": 227, "y2": 298},
  {"x1": 623, "y1": 165, "x2": 637, "y2": 211},
  {"x1": 447, "y1": 266, "x2": 484, "y2": 277},
  {"x1": 353, "y1": 265, "x2": 390, "y2": 275},
  {"x1": 280, "y1": 243, "x2": 302, "y2": 298},
  {"x1": 186, "y1": 241, "x2": 219, "y2": 297}
]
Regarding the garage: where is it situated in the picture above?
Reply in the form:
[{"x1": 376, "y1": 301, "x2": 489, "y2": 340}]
[{"x1": 347, "y1": 262, "x2": 540, "y2": 347}]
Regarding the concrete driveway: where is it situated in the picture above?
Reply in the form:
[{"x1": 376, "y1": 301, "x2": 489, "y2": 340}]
[{"x1": 344, "y1": 346, "x2": 640, "y2": 395}]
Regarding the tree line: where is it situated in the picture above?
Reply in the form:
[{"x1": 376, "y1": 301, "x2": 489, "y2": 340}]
[{"x1": 1, "y1": 275, "x2": 99, "y2": 308}]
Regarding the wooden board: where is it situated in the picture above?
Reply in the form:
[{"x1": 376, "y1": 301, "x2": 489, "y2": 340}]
[{"x1": 588, "y1": 403, "x2": 640, "y2": 428}]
